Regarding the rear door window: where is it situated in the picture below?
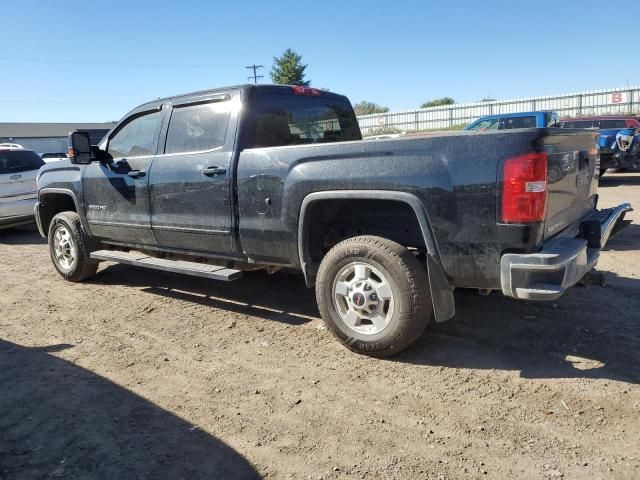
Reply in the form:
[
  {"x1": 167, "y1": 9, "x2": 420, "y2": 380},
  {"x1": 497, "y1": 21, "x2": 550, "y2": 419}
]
[
  {"x1": 500, "y1": 116, "x2": 537, "y2": 129},
  {"x1": 0, "y1": 150, "x2": 45, "y2": 174},
  {"x1": 561, "y1": 120, "x2": 594, "y2": 128},
  {"x1": 244, "y1": 93, "x2": 361, "y2": 148},
  {"x1": 164, "y1": 100, "x2": 231, "y2": 154},
  {"x1": 107, "y1": 110, "x2": 163, "y2": 159}
]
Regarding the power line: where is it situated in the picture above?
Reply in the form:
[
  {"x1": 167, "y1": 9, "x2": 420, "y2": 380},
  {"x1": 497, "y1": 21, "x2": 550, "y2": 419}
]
[
  {"x1": 245, "y1": 64, "x2": 264, "y2": 84},
  {"x1": 0, "y1": 56, "x2": 239, "y2": 70}
]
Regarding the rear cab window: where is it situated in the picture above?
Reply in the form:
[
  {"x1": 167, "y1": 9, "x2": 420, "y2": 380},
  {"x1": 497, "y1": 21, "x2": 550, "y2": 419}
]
[
  {"x1": 243, "y1": 90, "x2": 361, "y2": 149},
  {"x1": 561, "y1": 120, "x2": 594, "y2": 129},
  {"x1": 0, "y1": 150, "x2": 45, "y2": 174},
  {"x1": 596, "y1": 119, "x2": 628, "y2": 129}
]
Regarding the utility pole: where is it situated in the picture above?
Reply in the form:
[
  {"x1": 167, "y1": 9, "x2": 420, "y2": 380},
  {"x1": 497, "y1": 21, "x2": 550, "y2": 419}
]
[{"x1": 246, "y1": 64, "x2": 264, "y2": 84}]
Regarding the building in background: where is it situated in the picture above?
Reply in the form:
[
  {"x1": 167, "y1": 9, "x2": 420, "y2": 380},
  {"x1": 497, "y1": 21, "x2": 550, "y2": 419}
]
[{"x1": 0, "y1": 123, "x2": 115, "y2": 155}]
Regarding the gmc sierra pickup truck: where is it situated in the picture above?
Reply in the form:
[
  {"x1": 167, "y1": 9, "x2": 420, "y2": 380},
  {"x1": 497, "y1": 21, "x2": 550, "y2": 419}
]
[{"x1": 35, "y1": 84, "x2": 632, "y2": 357}]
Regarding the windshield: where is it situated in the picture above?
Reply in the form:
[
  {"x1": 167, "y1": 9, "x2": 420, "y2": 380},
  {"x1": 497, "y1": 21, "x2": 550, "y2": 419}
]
[
  {"x1": 0, "y1": 150, "x2": 45, "y2": 175},
  {"x1": 467, "y1": 118, "x2": 499, "y2": 131}
]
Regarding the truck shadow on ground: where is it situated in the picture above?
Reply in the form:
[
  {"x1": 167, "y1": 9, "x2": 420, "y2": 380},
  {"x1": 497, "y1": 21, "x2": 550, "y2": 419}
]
[
  {"x1": 93, "y1": 264, "x2": 318, "y2": 325},
  {"x1": 0, "y1": 226, "x2": 44, "y2": 245},
  {"x1": 95, "y1": 262, "x2": 640, "y2": 385},
  {"x1": 0, "y1": 339, "x2": 261, "y2": 480},
  {"x1": 601, "y1": 223, "x2": 640, "y2": 252},
  {"x1": 599, "y1": 172, "x2": 640, "y2": 187},
  {"x1": 399, "y1": 280, "x2": 640, "y2": 385}
]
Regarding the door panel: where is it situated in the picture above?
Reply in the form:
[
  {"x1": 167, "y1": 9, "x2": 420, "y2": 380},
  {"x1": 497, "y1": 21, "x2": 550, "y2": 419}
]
[
  {"x1": 149, "y1": 97, "x2": 235, "y2": 253},
  {"x1": 149, "y1": 150, "x2": 233, "y2": 252},
  {"x1": 82, "y1": 108, "x2": 163, "y2": 245},
  {"x1": 83, "y1": 157, "x2": 156, "y2": 244}
]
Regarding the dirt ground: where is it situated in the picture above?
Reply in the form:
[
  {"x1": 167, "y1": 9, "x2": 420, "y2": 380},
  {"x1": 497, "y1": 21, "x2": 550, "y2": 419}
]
[{"x1": 1, "y1": 173, "x2": 639, "y2": 480}]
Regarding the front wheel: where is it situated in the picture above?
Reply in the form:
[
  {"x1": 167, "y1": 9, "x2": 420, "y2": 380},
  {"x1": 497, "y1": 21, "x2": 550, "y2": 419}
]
[
  {"x1": 315, "y1": 235, "x2": 433, "y2": 357},
  {"x1": 48, "y1": 211, "x2": 98, "y2": 282}
]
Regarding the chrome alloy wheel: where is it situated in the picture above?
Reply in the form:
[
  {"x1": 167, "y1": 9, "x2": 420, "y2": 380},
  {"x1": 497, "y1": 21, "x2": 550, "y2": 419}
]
[
  {"x1": 332, "y1": 262, "x2": 395, "y2": 335},
  {"x1": 53, "y1": 225, "x2": 76, "y2": 270}
]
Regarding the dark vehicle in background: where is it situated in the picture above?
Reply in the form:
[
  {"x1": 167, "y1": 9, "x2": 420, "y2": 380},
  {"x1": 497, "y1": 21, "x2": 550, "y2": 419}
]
[
  {"x1": 34, "y1": 85, "x2": 631, "y2": 357},
  {"x1": 560, "y1": 116, "x2": 640, "y2": 174},
  {"x1": 0, "y1": 146, "x2": 45, "y2": 229},
  {"x1": 464, "y1": 111, "x2": 559, "y2": 131}
]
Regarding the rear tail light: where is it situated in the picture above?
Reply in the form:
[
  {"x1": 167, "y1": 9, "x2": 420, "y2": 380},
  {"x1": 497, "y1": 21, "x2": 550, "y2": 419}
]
[
  {"x1": 500, "y1": 151, "x2": 548, "y2": 223},
  {"x1": 291, "y1": 86, "x2": 321, "y2": 96}
]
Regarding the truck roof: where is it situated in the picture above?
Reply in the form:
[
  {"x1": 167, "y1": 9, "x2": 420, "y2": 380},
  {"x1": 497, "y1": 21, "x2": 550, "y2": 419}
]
[
  {"x1": 471, "y1": 111, "x2": 553, "y2": 121},
  {"x1": 132, "y1": 84, "x2": 350, "y2": 114},
  {"x1": 560, "y1": 115, "x2": 639, "y2": 121}
]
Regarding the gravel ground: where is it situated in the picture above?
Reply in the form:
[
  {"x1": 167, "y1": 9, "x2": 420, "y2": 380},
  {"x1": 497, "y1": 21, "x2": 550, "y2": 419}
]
[{"x1": 1, "y1": 173, "x2": 639, "y2": 480}]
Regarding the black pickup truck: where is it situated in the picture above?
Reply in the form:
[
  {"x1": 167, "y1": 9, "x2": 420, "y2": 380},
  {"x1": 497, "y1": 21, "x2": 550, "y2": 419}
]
[{"x1": 34, "y1": 84, "x2": 632, "y2": 356}]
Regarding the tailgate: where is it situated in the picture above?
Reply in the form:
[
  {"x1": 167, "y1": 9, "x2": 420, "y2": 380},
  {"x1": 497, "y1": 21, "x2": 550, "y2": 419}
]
[{"x1": 542, "y1": 130, "x2": 599, "y2": 239}]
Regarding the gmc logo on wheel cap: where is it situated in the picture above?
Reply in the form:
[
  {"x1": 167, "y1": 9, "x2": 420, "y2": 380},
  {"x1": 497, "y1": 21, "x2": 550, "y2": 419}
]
[{"x1": 352, "y1": 293, "x2": 366, "y2": 307}]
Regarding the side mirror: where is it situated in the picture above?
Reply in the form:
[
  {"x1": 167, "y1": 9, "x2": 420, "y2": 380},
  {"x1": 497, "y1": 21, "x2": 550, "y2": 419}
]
[{"x1": 68, "y1": 131, "x2": 92, "y2": 164}]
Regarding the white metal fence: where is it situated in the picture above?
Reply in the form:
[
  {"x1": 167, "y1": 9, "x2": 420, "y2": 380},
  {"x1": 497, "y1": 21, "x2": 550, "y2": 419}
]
[{"x1": 357, "y1": 85, "x2": 640, "y2": 135}]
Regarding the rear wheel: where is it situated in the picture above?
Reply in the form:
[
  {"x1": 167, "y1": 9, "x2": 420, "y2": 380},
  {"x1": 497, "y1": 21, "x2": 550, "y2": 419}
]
[
  {"x1": 316, "y1": 235, "x2": 432, "y2": 357},
  {"x1": 48, "y1": 211, "x2": 98, "y2": 282}
]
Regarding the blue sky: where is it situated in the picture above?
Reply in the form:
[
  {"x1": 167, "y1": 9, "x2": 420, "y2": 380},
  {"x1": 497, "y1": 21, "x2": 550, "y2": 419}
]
[{"x1": 2, "y1": 0, "x2": 638, "y2": 122}]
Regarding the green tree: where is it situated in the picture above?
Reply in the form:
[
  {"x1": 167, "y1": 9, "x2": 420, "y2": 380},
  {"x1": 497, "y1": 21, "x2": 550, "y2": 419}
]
[
  {"x1": 353, "y1": 101, "x2": 390, "y2": 116},
  {"x1": 420, "y1": 97, "x2": 455, "y2": 108},
  {"x1": 270, "y1": 48, "x2": 310, "y2": 86}
]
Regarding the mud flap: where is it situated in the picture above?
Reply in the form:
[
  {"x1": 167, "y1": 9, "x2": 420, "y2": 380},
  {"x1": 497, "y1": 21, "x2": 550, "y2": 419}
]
[{"x1": 426, "y1": 254, "x2": 455, "y2": 322}]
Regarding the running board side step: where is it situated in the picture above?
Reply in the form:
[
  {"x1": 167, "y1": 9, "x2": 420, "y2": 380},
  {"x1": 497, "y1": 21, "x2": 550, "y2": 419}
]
[{"x1": 90, "y1": 250, "x2": 243, "y2": 281}]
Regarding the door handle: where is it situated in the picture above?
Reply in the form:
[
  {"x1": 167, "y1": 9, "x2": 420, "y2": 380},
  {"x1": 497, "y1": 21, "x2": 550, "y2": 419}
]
[
  {"x1": 202, "y1": 166, "x2": 226, "y2": 176},
  {"x1": 127, "y1": 170, "x2": 146, "y2": 178}
]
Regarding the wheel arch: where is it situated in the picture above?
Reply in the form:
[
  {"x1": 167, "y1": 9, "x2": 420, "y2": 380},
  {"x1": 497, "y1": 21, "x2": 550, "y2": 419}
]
[
  {"x1": 297, "y1": 190, "x2": 455, "y2": 322},
  {"x1": 36, "y1": 188, "x2": 82, "y2": 238}
]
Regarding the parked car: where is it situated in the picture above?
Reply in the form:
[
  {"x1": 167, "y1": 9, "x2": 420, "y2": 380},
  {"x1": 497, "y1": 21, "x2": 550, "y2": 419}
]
[
  {"x1": 0, "y1": 145, "x2": 45, "y2": 229},
  {"x1": 35, "y1": 84, "x2": 631, "y2": 357},
  {"x1": 464, "y1": 111, "x2": 559, "y2": 131},
  {"x1": 0, "y1": 143, "x2": 25, "y2": 150},
  {"x1": 559, "y1": 116, "x2": 640, "y2": 173},
  {"x1": 559, "y1": 116, "x2": 640, "y2": 129}
]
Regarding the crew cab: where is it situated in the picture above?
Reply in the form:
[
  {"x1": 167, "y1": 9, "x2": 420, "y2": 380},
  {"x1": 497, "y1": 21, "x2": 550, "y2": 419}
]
[
  {"x1": 464, "y1": 111, "x2": 559, "y2": 131},
  {"x1": 34, "y1": 85, "x2": 632, "y2": 357}
]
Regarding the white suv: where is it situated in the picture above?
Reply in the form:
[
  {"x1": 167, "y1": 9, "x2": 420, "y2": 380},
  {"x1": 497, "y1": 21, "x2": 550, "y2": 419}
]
[{"x1": 0, "y1": 145, "x2": 45, "y2": 229}]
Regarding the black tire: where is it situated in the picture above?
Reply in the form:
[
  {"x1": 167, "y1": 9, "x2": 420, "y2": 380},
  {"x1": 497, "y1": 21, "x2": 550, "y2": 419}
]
[
  {"x1": 316, "y1": 235, "x2": 432, "y2": 357},
  {"x1": 48, "y1": 211, "x2": 99, "y2": 282}
]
